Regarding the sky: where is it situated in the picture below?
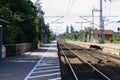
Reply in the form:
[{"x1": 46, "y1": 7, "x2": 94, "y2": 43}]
[{"x1": 31, "y1": 0, "x2": 120, "y2": 35}]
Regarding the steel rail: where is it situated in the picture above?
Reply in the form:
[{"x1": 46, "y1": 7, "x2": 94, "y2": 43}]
[
  {"x1": 83, "y1": 48, "x2": 120, "y2": 66},
  {"x1": 59, "y1": 46, "x2": 79, "y2": 80},
  {"x1": 64, "y1": 45, "x2": 111, "y2": 80},
  {"x1": 92, "y1": 52, "x2": 120, "y2": 66}
]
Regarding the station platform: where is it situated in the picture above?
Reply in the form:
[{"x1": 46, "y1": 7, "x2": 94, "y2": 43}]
[
  {"x1": 0, "y1": 41, "x2": 61, "y2": 80},
  {"x1": 24, "y1": 41, "x2": 61, "y2": 80},
  {"x1": 67, "y1": 41, "x2": 120, "y2": 56}
]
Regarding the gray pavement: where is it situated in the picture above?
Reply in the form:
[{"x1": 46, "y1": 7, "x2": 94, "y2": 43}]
[
  {"x1": 0, "y1": 41, "x2": 61, "y2": 80},
  {"x1": 75, "y1": 41, "x2": 120, "y2": 49}
]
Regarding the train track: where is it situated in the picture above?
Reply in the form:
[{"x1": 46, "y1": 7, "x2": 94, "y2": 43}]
[{"x1": 58, "y1": 40, "x2": 111, "y2": 80}]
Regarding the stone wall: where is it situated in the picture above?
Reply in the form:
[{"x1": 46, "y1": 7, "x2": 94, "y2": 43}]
[{"x1": 5, "y1": 43, "x2": 32, "y2": 56}]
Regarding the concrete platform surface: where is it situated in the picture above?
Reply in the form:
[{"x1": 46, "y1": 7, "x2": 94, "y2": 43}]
[
  {"x1": 0, "y1": 41, "x2": 61, "y2": 80},
  {"x1": 67, "y1": 41, "x2": 120, "y2": 56},
  {"x1": 100, "y1": 44, "x2": 120, "y2": 49},
  {"x1": 24, "y1": 41, "x2": 61, "y2": 80},
  {"x1": 67, "y1": 41, "x2": 120, "y2": 49}
]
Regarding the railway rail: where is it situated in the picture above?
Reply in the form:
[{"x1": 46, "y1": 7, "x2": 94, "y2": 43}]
[{"x1": 58, "y1": 41, "x2": 111, "y2": 80}]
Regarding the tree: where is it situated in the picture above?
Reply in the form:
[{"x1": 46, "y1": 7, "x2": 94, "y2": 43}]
[
  {"x1": 0, "y1": 0, "x2": 40, "y2": 45},
  {"x1": 0, "y1": 0, "x2": 27, "y2": 44},
  {"x1": 0, "y1": 0, "x2": 53, "y2": 49},
  {"x1": 70, "y1": 25, "x2": 74, "y2": 33},
  {"x1": 66, "y1": 26, "x2": 69, "y2": 33},
  {"x1": 112, "y1": 33, "x2": 120, "y2": 43}
]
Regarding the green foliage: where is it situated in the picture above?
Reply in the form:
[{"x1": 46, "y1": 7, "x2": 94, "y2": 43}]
[
  {"x1": 0, "y1": 0, "x2": 52, "y2": 47},
  {"x1": 76, "y1": 27, "x2": 91, "y2": 42},
  {"x1": 70, "y1": 25, "x2": 74, "y2": 33},
  {"x1": 58, "y1": 27, "x2": 92, "y2": 42},
  {"x1": 3, "y1": 25, "x2": 26, "y2": 44},
  {"x1": 111, "y1": 33, "x2": 120, "y2": 43},
  {"x1": 77, "y1": 30, "x2": 85, "y2": 41},
  {"x1": 66, "y1": 26, "x2": 69, "y2": 33},
  {"x1": 49, "y1": 31, "x2": 56, "y2": 41}
]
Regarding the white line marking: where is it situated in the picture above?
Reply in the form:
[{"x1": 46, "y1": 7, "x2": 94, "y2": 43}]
[
  {"x1": 33, "y1": 69, "x2": 60, "y2": 73},
  {"x1": 38, "y1": 64, "x2": 59, "y2": 67},
  {"x1": 48, "y1": 77, "x2": 61, "y2": 80},
  {"x1": 29, "y1": 72, "x2": 61, "y2": 79},
  {"x1": 41, "y1": 62, "x2": 59, "y2": 65},
  {"x1": 35, "y1": 66, "x2": 60, "y2": 70},
  {"x1": 24, "y1": 46, "x2": 51, "y2": 80},
  {"x1": 47, "y1": 62, "x2": 58, "y2": 64}
]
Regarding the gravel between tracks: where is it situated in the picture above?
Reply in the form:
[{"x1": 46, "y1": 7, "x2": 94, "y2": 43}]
[{"x1": 58, "y1": 40, "x2": 120, "y2": 80}]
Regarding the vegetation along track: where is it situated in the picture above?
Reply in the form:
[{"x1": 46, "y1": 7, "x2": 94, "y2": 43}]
[{"x1": 57, "y1": 40, "x2": 118, "y2": 80}]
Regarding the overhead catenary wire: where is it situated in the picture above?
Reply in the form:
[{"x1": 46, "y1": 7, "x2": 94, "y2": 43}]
[
  {"x1": 44, "y1": 16, "x2": 64, "y2": 24},
  {"x1": 79, "y1": 16, "x2": 99, "y2": 27},
  {"x1": 49, "y1": 16, "x2": 64, "y2": 24},
  {"x1": 93, "y1": 0, "x2": 118, "y2": 30},
  {"x1": 41, "y1": 0, "x2": 119, "y2": 34},
  {"x1": 104, "y1": 0, "x2": 107, "y2": 18},
  {"x1": 104, "y1": 0, "x2": 112, "y2": 21},
  {"x1": 66, "y1": 0, "x2": 72, "y2": 11},
  {"x1": 44, "y1": 0, "x2": 76, "y2": 25},
  {"x1": 103, "y1": 0, "x2": 120, "y2": 22},
  {"x1": 65, "y1": 0, "x2": 76, "y2": 16}
]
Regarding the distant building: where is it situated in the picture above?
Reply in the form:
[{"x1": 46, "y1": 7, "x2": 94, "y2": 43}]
[{"x1": 91, "y1": 30, "x2": 113, "y2": 43}]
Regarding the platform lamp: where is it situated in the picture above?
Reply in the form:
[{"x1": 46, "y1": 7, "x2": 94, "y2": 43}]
[{"x1": 0, "y1": 19, "x2": 9, "y2": 60}]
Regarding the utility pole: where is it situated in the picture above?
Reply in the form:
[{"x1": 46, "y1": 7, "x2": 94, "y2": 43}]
[
  {"x1": 100, "y1": 0, "x2": 104, "y2": 44},
  {"x1": 92, "y1": 8, "x2": 95, "y2": 30}
]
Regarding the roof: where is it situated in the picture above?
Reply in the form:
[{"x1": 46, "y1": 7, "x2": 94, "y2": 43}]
[{"x1": 91, "y1": 30, "x2": 113, "y2": 35}]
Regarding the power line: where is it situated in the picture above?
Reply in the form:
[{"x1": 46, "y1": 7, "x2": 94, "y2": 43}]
[
  {"x1": 66, "y1": 0, "x2": 72, "y2": 11},
  {"x1": 65, "y1": 0, "x2": 76, "y2": 16},
  {"x1": 50, "y1": 22, "x2": 64, "y2": 24},
  {"x1": 75, "y1": 22, "x2": 88, "y2": 30},
  {"x1": 44, "y1": 16, "x2": 64, "y2": 24},
  {"x1": 49, "y1": 16, "x2": 64, "y2": 24},
  {"x1": 44, "y1": 16, "x2": 64, "y2": 18},
  {"x1": 79, "y1": 16, "x2": 99, "y2": 27},
  {"x1": 103, "y1": 0, "x2": 112, "y2": 18}
]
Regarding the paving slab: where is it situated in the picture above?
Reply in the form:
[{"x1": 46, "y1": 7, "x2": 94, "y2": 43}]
[
  {"x1": 0, "y1": 41, "x2": 61, "y2": 80},
  {"x1": 24, "y1": 41, "x2": 61, "y2": 80}
]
